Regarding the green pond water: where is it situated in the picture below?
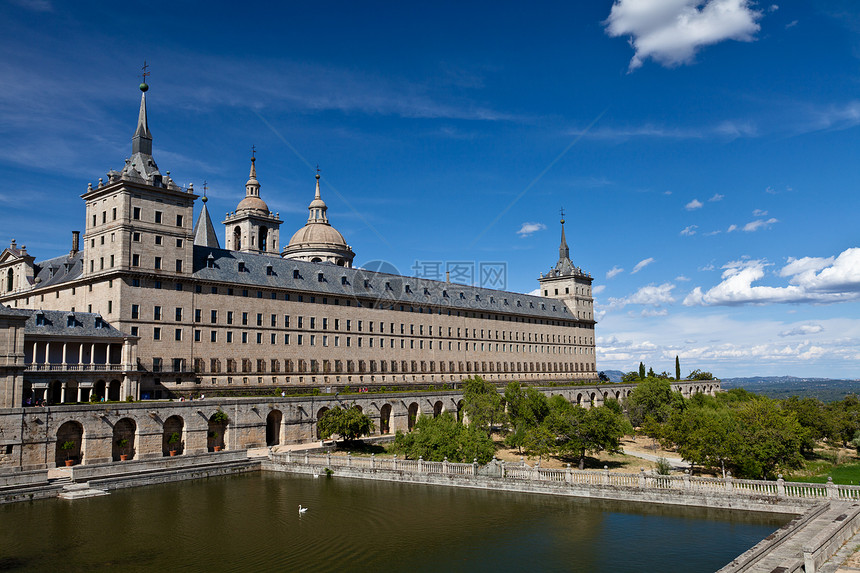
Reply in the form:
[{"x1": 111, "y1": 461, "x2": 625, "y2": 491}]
[{"x1": 0, "y1": 472, "x2": 791, "y2": 572}]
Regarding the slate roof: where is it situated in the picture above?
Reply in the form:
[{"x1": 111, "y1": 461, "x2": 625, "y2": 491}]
[
  {"x1": 22, "y1": 308, "x2": 129, "y2": 338},
  {"x1": 193, "y1": 246, "x2": 586, "y2": 323},
  {"x1": 30, "y1": 252, "x2": 84, "y2": 290}
]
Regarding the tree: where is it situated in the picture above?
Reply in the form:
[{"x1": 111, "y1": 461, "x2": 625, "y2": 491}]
[
  {"x1": 624, "y1": 377, "x2": 678, "y2": 427},
  {"x1": 675, "y1": 356, "x2": 681, "y2": 381},
  {"x1": 462, "y1": 376, "x2": 505, "y2": 430},
  {"x1": 503, "y1": 383, "x2": 549, "y2": 453},
  {"x1": 546, "y1": 395, "x2": 630, "y2": 469},
  {"x1": 662, "y1": 402, "x2": 735, "y2": 476},
  {"x1": 688, "y1": 369, "x2": 715, "y2": 381},
  {"x1": 732, "y1": 398, "x2": 806, "y2": 479},
  {"x1": 647, "y1": 367, "x2": 655, "y2": 378},
  {"x1": 317, "y1": 406, "x2": 375, "y2": 443},
  {"x1": 598, "y1": 371, "x2": 609, "y2": 382},
  {"x1": 638, "y1": 362, "x2": 646, "y2": 379},
  {"x1": 391, "y1": 413, "x2": 494, "y2": 463},
  {"x1": 621, "y1": 371, "x2": 639, "y2": 383}
]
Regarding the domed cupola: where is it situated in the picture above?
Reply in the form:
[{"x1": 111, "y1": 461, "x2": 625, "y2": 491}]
[
  {"x1": 223, "y1": 151, "x2": 282, "y2": 256},
  {"x1": 282, "y1": 170, "x2": 355, "y2": 267}
]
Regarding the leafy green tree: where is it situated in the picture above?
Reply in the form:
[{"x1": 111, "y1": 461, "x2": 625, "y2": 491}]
[
  {"x1": 647, "y1": 367, "x2": 655, "y2": 378},
  {"x1": 598, "y1": 371, "x2": 610, "y2": 382},
  {"x1": 621, "y1": 371, "x2": 639, "y2": 383},
  {"x1": 675, "y1": 356, "x2": 681, "y2": 381},
  {"x1": 391, "y1": 413, "x2": 494, "y2": 463},
  {"x1": 662, "y1": 403, "x2": 735, "y2": 476},
  {"x1": 624, "y1": 377, "x2": 677, "y2": 427},
  {"x1": 503, "y1": 383, "x2": 549, "y2": 452},
  {"x1": 688, "y1": 369, "x2": 715, "y2": 381},
  {"x1": 317, "y1": 406, "x2": 375, "y2": 443},
  {"x1": 462, "y1": 376, "x2": 505, "y2": 430},
  {"x1": 732, "y1": 398, "x2": 806, "y2": 479},
  {"x1": 639, "y1": 362, "x2": 646, "y2": 379},
  {"x1": 545, "y1": 395, "x2": 630, "y2": 469},
  {"x1": 782, "y1": 396, "x2": 828, "y2": 455},
  {"x1": 523, "y1": 423, "x2": 557, "y2": 462}
]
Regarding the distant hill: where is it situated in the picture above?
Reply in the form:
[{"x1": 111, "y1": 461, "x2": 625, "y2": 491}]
[
  {"x1": 600, "y1": 370, "x2": 625, "y2": 383},
  {"x1": 721, "y1": 376, "x2": 860, "y2": 402}
]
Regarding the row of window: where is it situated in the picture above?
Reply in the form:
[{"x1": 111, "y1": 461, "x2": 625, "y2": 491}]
[
  {"x1": 90, "y1": 206, "x2": 185, "y2": 227},
  {"x1": 131, "y1": 305, "x2": 592, "y2": 345},
  {"x1": 159, "y1": 357, "x2": 595, "y2": 375}
]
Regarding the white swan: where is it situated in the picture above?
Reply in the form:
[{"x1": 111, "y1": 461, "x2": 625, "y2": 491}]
[{"x1": 298, "y1": 505, "x2": 308, "y2": 514}]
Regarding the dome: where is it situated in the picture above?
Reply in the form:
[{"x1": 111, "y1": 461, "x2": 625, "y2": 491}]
[
  {"x1": 286, "y1": 223, "x2": 347, "y2": 249},
  {"x1": 236, "y1": 196, "x2": 270, "y2": 213}
]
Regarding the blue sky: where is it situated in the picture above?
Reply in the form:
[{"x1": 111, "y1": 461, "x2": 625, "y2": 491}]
[{"x1": 1, "y1": 0, "x2": 859, "y2": 379}]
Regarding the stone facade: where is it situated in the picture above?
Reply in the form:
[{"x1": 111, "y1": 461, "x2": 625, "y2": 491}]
[{"x1": 0, "y1": 83, "x2": 597, "y2": 400}]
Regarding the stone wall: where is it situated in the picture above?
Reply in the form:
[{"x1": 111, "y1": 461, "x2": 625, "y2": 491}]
[{"x1": 0, "y1": 380, "x2": 718, "y2": 472}]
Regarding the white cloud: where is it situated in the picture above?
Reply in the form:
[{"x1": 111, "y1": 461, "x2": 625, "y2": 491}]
[
  {"x1": 683, "y1": 248, "x2": 860, "y2": 306},
  {"x1": 785, "y1": 20, "x2": 797, "y2": 29},
  {"x1": 685, "y1": 199, "x2": 704, "y2": 210},
  {"x1": 680, "y1": 225, "x2": 698, "y2": 236},
  {"x1": 632, "y1": 257, "x2": 655, "y2": 274},
  {"x1": 516, "y1": 222, "x2": 546, "y2": 237},
  {"x1": 709, "y1": 193, "x2": 724, "y2": 202},
  {"x1": 752, "y1": 208, "x2": 768, "y2": 216},
  {"x1": 700, "y1": 263, "x2": 716, "y2": 271},
  {"x1": 604, "y1": 0, "x2": 763, "y2": 71},
  {"x1": 779, "y1": 324, "x2": 824, "y2": 337},
  {"x1": 742, "y1": 217, "x2": 778, "y2": 232},
  {"x1": 641, "y1": 308, "x2": 669, "y2": 317},
  {"x1": 727, "y1": 224, "x2": 738, "y2": 232},
  {"x1": 609, "y1": 282, "x2": 676, "y2": 309},
  {"x1": 664, "y1": 190, "x2": 673, "y2": 195},
  {"x1": 593, "y1": 285, "x2": 607, "y2": 294},
  {"x1": 675, "y1": 275, "x2": 691, "y2": 282},
  {"x1": 606, "y1": 266, "x2": 625, "y2": 279}
]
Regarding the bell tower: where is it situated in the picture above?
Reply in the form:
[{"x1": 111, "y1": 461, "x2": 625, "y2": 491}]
[{"x1": 222, "y1": 151, "x2": 282, "y2": 255}]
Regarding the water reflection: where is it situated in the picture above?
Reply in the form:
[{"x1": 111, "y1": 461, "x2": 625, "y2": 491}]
[{"x1": 0, "y1": 473, "x2": 790, "y2": 572}]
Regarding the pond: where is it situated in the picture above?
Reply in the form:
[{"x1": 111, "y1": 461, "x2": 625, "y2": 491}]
[{"x1": 0, "y1": 472, "x2": 790, "y2": 572}]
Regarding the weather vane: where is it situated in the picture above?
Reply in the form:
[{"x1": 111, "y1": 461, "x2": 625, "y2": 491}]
[
  {"x1": 560, "y1": 207, "x2": 565, "y2": 222},
  {"x1": 251, "y1": 144, "x2": 256, "y2": 160},
  {"x1": 140, "y1": 60, "x2": 150, "y2": 92},
  {"x1": 316, "y1": 164, "x2": 321, "y2": 176}
]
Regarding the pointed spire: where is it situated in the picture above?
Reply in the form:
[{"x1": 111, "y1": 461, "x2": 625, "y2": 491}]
[
  {"x1": 245, "y1": 154, "x2": 260, "y2": 197},
  {"x1": 132, "y1": 86, "x2": 153, "y2": 156},
  {"x1": 193, "y1": 201, "x2": 221, "y2": 249},
  {"x1": 559, "y1": 217, "x2": 570, "y2": 263},
  {"x1": 307, "y1": 168, "x2": 328, "y2": 224}
]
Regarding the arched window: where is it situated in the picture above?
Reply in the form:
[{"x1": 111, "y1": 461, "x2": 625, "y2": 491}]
[
  {"x1": 233, "y1": 226, "x2": 241, "y2": 250},
  {"x1": 258, "y1": 226, "x2": 268, "y2": 251},
  {"x1": 6, "y1": 269, "x2": 12, "y2": 292}
]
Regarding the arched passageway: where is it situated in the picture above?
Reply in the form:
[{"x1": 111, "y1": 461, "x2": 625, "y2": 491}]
[
  {"x1": 456, "y1": 400, "x2": 464, "y2": 423},
  {"x1": 93, "y1": 380, "x2": 106, "y2": 401},
  {"x1": 266, "y1": 410, "x2": 282, "y2": 447},
  {"x1": 112, "y1": 418, "x2": 136, "y2": 461},
  {"x1": 55, "y1": 421, "x2": 83, "y2": 467},
  {"x1": 380, "y1": 404, "x2": 391, "y2": 434},
  {"x1": 433, "y1": 401, "x2": 443, "y2": 417},
  {"x1": 316, "y1": 407, "x2": 329, "y2": 440},
  {"x1": 49, "y1": 381, "x2": 62, "y2": 405},
  {"x1": 163, "y1": 415, "x2": 184, "y2": 456},
  {"x1": 208, "y1": 412, "x2": 228, "y2": 452},
  {"x1": 407, "y1": 402, "x2": 419, "y2": 430}
]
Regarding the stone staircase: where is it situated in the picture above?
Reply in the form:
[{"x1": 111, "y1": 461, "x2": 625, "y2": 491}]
[
  {"x1": 721, "y1": 502, "x2": 860, "y2": 573},
  {"x1": 57, "y1": 482, "x2": 109, "y2": 500}
]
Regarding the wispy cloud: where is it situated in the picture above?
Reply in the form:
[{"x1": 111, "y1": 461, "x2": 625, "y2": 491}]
[
  {"x1": 608, "y1": 282, "x2": 676, "y2": 309},
  {"x1": 680, "y1": 225, "x2": 698, "y2": 236},
  {"x1": 516, "y1": 222, "x2": 546, "y2": 237},
  {"x1": 631, "y1": 257, "x2": 655, "y2": 274},
  {"x1": 743, "y1": 217, "x2": 778, "y2": 232},
  {"x1": 752, "y1": 208, "x2": 768, "y2": 216},
  {"x1": 779, "y1": 324, "x2": 823, "y2": 337},
  {"x1": 606, "y1": 266, "x2": 624, "y2": 279},
  {"x1": 604, "y1": 0, "x2": 763, "y2": 71},
  {"x1": 685, "y1": 199, "x2": 703, "y2": 210},
  {"x1": 709, "y1": 193, "x2": 724, "y2": 202},
  {"x1": 593, "y1": 285, "x2": 606, "y2": 294}
]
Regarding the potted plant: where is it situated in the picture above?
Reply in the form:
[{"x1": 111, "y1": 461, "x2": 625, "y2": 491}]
[
  {"x1": 167, "y1": 432, "x2": 181, "y2": 456},
  {"x1": 117, "y1": 438, "x2": 130, "y2": 461},
  {"x1": 60, "y1": 440, "x2": 75, "y2": 467},
  {"x1": 209, "y1": 431, "x2": 221, "y2": 452}
]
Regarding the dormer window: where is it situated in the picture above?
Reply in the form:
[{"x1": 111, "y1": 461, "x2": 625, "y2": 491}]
[
  {"x1": 66, "y1": 313, "x2": 76, "y2": 327},
  {"x1": 541, "y1": 303, "x2": 546, "y2": 310},
  {"x1": 364, "y1": 279, "x2": 371, "y2": 288},
  {"x1": 206, "y1": 254, "x2": 215, "y2": 269},
  {"x1": 404, "y1": 284, "x2": 411, "y2": 293},
  {"x1": 35, "y1": 312, "x2": 45, "y2": 327},
  {"x1": 238, "y1": 260, "x2": 245, "y2": 272},
  {"x1": 516, "y1": 300, "x2": 522, "y2": 307},
  {"x1": 503, "y1": 298, "x2": 508, "y2": 305},
  {"x1": 94, "y1": 316, "x2": 103, "y2": 329},
  {"x1": 341, "y1": 276, "x2": 348, "y2": 286},
  {"x1": 475, "y1": 294, "x2": 480, "y2": 301},
  {"x1": 442, "y1": 290, "x2": 448, "y2": 298},
  {"x1": 424, "y1": 287, "x2": 430, "y2": 295},
  {"x1": 293, "y1": 269, "x2": 300, "y2": 279},
  {"x1": 385, "y1": 282, "x2": 392, "y2": 290},
  {"x1": 459, "y1": 292, "x2": 466, "y2": 300},
  {"x1": 266, "y1": 264, "x2": 274, "y2": 276},
  {"x1": 318, "y1": 273, "x2": 324, "y2": 282}
]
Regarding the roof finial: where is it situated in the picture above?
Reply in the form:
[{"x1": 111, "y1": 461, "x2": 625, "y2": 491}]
[
  {"x1": 560, "y1": 206, "x2": 565, "y2": 225},
  {"x1": 202, "y1": 180, "x2": 208, "y2": 203},
  {"x1": 314, "y1": 165, "x2": 321, "y2": 199},
  {"x1": 251, "y1": 144, "x2": 256, "y2": 160},
  {"x1": 140, "y1": 60, "x2": 150, "y2": 92}
]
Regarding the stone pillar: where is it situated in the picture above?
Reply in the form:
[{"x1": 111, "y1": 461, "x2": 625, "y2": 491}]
[
  {"x1": 777, "y1": 474, "x2": 785, "y2": 496},
  {"x1": 76, "y1": 385, "x2": 82, "y2": 402},
  {"x1": 418, "y1": 456, "x2": 424, "y2": 473},
  {"x1": 472, "y1": 458, "x2": 478, "y2": 477},
  {"x1": 44, "y1": 342, "x2": 50, "y2": 364},
  {"x1": 684, "y1": 470, "x2": 691, "y2": 490},
  {"x1": 725, "y1": 471, "x2": 733, "y2": 491},
  {"x1": 90, "y1": 343, "x2": 95, "y2": 365},
  {"x1": 565, "y1": 463, "x2": 572, "y2": 484},
  {"x1": 78, "y1": 343, "x2": 83, "y2": 365},
  {"x1": 346, "y1": 452, "x2": 351, "y2": 467},
  {"x1": 603, "y1": 465, "x2": 610, "y2": 486},
  {"x1": 31, "y1": 341, "x2": 38, "y2": 365},
  {"x1": 639, "y1": 467, "x2": 646, "y2": 488},
  {"x1": 62, "y1": 342, "x2": 67, "y2": 366},
  {"x1": 60, "y1": 383, "x2": 66, "y2": 403},
  {"x1": 371, "y1": 453, "x2": 376, "y2": 469}
]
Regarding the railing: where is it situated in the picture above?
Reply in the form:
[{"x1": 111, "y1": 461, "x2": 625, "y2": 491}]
[
  {"x1": 271, "y1": 452, "x2": 850, "y2": 502},
  {"x1": 25, "y1": 363, "x2": 131, "y2": 372}
]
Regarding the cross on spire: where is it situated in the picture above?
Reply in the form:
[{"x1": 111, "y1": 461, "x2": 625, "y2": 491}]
[
  {"x1": 141, "y1": 61, "x2": 150, "y2": 83},
  {"x1": 251, "y1": 144, "x2": 256, "y2": 160},
  {"x1": 559, "y1": 207, "x2": 565, "y2": 221}
]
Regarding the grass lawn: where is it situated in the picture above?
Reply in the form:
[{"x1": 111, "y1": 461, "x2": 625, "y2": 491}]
[{"x1": 787, "y1": 446, "x2": 860, "y2": 485}]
